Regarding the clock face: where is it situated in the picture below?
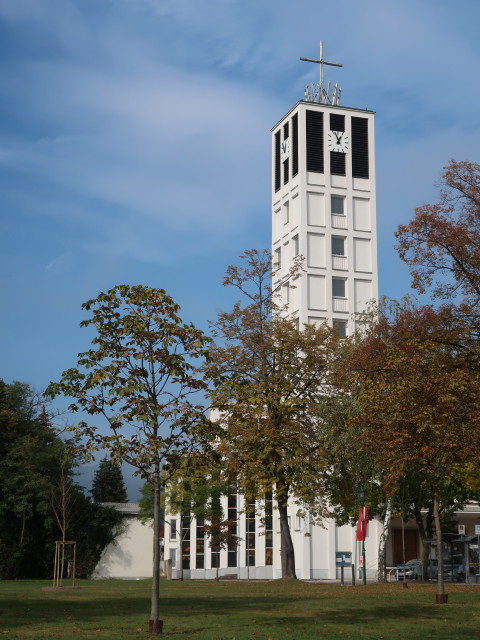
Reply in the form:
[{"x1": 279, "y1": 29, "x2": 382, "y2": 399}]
[
  {"x1": 328, "y1": 130, "x2": 349, "y2": 153},
  {"x1": 281, "y1": 137, "x2": 290, "y2": 163}
]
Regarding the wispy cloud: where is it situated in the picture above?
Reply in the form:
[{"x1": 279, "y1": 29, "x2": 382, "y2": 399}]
[{"x1": 2, "y1": 0, "x2": 480, "y2": 405}]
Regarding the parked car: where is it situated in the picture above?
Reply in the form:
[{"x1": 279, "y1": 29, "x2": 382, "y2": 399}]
[{"x1": 396, "y1": 559, "x2": 438, "y2": 580}]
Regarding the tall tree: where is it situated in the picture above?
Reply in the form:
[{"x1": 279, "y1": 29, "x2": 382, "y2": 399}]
[
  {"x1": 0, "y1": 380, "x2": 122, "y2": 579},
  {"x1": 396, "y1": 159, "x2": 480, "y2": 309},
  {"x1": 91, "y1": 458, "x2": 128, "y2": 503},
  {"x1": 162, "y1": 458, "x2": 234, "y2": 581},
  {"x1": 315, "y1": 383, "x2": 394, "y2": 582},
  {"x1": 342, "y1": 304, "x2": 480, "y2": 601},
  {"x1": 205, "y1": 249, "x2": 339, "y2": 579},
  {"x1": 46, "y1": 285, "x2": 210, "y2": 634},
  {"x1": 0, "y1": 381, "x2": 66, "y2": 578}
]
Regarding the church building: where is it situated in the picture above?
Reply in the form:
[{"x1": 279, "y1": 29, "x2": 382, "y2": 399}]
[
  {"x1": 92, "y1": 45, "x2": 480, "y2": 583},
  {"x1": 161, "y1": 43, "x2": 383, "y2": 581}
]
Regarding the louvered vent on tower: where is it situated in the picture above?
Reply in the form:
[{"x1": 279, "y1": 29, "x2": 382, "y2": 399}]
[
  {"x1": 292, "y1": 113, "x2": 298, "y2": 177},
  {"x1": 306, "y1": 110, "x2": 324, "y2": 173},
  {"x1": 352, "y1": 117, "x2": 369, "y2": 179},
  {"x1": 274, "y1": 130, "x2": 281, "y2": 191}
]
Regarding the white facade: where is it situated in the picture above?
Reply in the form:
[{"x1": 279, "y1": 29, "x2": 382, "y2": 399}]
[
  {"x1": 271, "y1": 100, "x2": 378, "y2": 335},
  {"x1": 164, "y1": 493, "x2": 382, "y2": 581},
  {"x1": 163, "y1": 70, "x2": 381, "y2": 581},
  {"x1": 92, "y1": 503, "x2": 154, "y2": 579}
]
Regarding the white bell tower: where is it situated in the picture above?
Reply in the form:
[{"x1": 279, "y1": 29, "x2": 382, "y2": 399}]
[{"x1": 272, "y1": 42, "x2": 378, "y2": 335}]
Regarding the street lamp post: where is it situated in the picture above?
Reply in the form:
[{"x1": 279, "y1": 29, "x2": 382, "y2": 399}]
[{"x1": 357, "y1": 488, "x2": 367, "y2": 585}]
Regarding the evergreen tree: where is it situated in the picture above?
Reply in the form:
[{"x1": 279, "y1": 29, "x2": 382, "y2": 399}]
[
  {"x1": 91, "y1": 458, "x2": 128, "y2": 503},
  {"x1": 0, "y1": 379, "x2": 123, "y2": 579}
]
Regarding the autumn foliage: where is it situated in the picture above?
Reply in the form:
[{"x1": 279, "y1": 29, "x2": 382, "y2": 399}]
[
  {"x1": 341, "y1": 301, "x2": 480, "y2": 595},
  {"x1": 205, "y1": 249, "x2": 340, "y2": 579},
  {"x1": 396, "y1": 159, "x2": 480, "y2": 307}
]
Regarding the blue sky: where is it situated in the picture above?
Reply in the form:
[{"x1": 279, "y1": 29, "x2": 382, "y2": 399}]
[{"x1": 2, "y1": 0, "x2": 480, "y2": 497}]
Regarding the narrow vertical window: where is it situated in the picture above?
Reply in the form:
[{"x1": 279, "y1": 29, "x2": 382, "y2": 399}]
[
  {"x1": 292, "y1": 113, "x2": 298, "y2": 177},
  {"x1": 306, "y1": 110, "x2": 324, "y2": 173},
  {"x1": 352, "y1": 117, "x2": 369, "y2": 178},
  {"x1": 283, "y1": 122, "x2": 289, "y2": 186},
  {"x1": 331, "y1": 196, "x2": 345, "y2": 215},
  {"x1": 332, "y1": 277, "x2": 346, "y2": 298},
  {"x1": 210, "y1": 492, "x2": 221, "y2": 570},
  {"x1": 265, "y1": 492, "x2": 273, "y2": 566},
  {"x1": 333, "y1": 319, "x2": 348, "y2": 337},
  {"x1": 274, "y1": 130, "x2": 281, "y2": 191},
  {"x1": 274, "y1": 247, "x2": 281, "y2": 270},
  {"x1": 195, "y1": 518, "x2": 205, "y2": 569},
  {"x1": 292, "y1": 235, "x2": 299, "y2": 257},
  {"x1": 331, "y1": 237, "x2": 345, "y2": 256},
  {"x1": 181, "y1": 513, "x2": 191, "y2": 570},
  {"x1": 227, "y1": 490, "x2": 238, "y2": 568},
  {"x1": 245, "y1": 500, "x2": 256, "y2": 567}
]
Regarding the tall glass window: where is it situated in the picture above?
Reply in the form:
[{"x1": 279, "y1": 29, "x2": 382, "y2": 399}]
[
  {"x1": 265, "y1": 492, "x2": 273, "y2": 566},
  {"x1": 227, "y1": 490, "x2": 238, "y2": 568},
  {"x1": 196, "y1": 517, "x2": 205, "y2": 569},
  {"x1": 245, "y1": 499, "x2": 256, "y2": 567},
  {"x1": 181, "y1": 513, "x2": 191, "y2": 570},
  {"x1": 210, "y1": 493, "x2": 221, "y2": 569}
]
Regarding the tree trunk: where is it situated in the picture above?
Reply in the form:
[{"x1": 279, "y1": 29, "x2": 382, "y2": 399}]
[
  {"x1": 277, "y1": 483, "x2": 296, "y2": 579},
  {"x1": 401, "y1": 515, "x2": 408, "y2": 588},
  {"x1": 433, "y1": 491, "x2": 446, "y2": 603},
  {"x1": 150, "y1": 466, "x2": 163, "y2": 634},
  {"x1": 415, "y1": 506, "x2": 432, "y2": 582},
  {"x1": 377, "y1": 499, "x2": 392, "y2": 582},
  {"x1": 20, "y1": 510, "x2": 27, "y2": 546}
]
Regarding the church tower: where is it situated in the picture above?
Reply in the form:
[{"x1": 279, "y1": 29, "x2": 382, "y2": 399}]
[{"x1": 272, "y1": 43, "x2": 378, "y2": 335}]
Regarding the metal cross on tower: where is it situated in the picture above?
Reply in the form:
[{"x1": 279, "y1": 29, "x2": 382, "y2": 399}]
[{"x1": 300, "y1": 41, "x2": 343, "y2": 105}]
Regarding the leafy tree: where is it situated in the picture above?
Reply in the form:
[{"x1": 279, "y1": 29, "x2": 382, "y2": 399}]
[
  {"x1": 46, "y1": 285, "x2": 210, "y2": 634},
  {"x1": 138, "y1": 481, "x2": 161, "y2": 524},
  {"x1": 342, "y1": 304, "x2": 480, "y2": 600},
  {"x1": 396, "y1": 159, "x2": 480, "y2": 309},
  {"x1": 162, "y1": 460, "x2": 234, "y2": 581},
  {"x1": 395, "y1": 160, "x2": 480, "y2": 583},
  {"x1": 0, "y1": 379, "x2": 122, "y2": 579},
  {"x1": 70, "y1": 491, "x2": 124, "y2": 578},
  {"x1": 315, "y1": 382, "x2": 394, "y2": 581},
  {"x1": 203, "y1": 485, "x2": 239, "y2": 582},
  {"x1": 204, "y1": 250, "x2": 339, "y2": 579},
  {"x1": 91, "y1": 457, "x2": 128, "y2": 503}
]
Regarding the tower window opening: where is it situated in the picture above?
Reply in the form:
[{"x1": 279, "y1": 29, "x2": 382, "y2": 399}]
[
  {"x1": 332, "y1": 277, "x2": 346, "y2": 298},
  {"x1": 332, "y1": 237, "x2": 345, "y2": 256},
  {"x1": 333, "y1": 319, "x2": 348, "y2": 337},
  {"x1": 331, "y1": 196, "x2": 345, "y2": 215}
]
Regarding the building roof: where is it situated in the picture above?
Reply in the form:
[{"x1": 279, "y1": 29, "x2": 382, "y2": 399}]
[{"x1": 100, "y1": 502, "x2": 141, "y2": 515}]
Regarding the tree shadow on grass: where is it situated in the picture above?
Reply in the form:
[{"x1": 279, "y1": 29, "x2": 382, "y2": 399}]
[
  {"x1": 1, "y1": 592, "x2": 300, "y2": 632},
  {"x1": 2, "y1": 583, "x2": 476, "y2": 639}
]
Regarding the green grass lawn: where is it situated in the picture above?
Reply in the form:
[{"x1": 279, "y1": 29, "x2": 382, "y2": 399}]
[{"x1": 1, "y1": 579, "x2": 480, "y2": 639}]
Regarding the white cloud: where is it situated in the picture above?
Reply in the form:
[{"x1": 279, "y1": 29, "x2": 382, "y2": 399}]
[{"x1": 2, "y1": 0, "x2": 480, "y2": 396}]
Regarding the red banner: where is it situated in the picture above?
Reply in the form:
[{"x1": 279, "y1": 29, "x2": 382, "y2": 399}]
[{"x1": 356, "y1": 506, "x2": 369, "y2": 541}]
